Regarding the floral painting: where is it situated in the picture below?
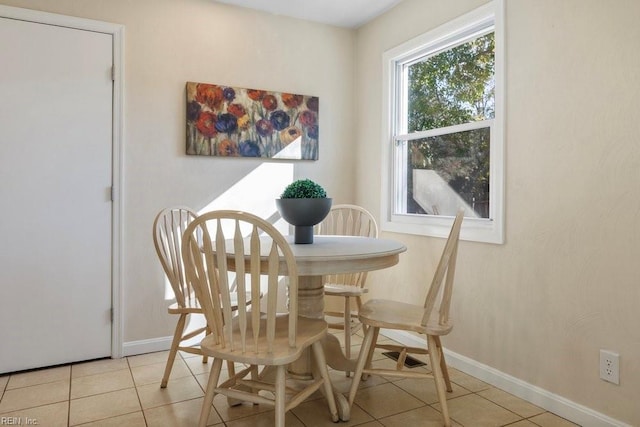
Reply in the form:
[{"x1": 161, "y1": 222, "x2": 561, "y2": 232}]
[{"x1": 186, "y1": 82, "x2": 319, "y2": 160}]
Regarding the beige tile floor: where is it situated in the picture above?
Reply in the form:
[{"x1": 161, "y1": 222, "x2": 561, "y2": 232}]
[{"x1": 0, "y1": 331, "x2": 580, "y2": 426}]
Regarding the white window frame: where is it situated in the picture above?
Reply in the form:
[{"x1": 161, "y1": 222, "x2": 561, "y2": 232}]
[{"x1": 380, "y1": 0, "x2": 505, "y2": 244}]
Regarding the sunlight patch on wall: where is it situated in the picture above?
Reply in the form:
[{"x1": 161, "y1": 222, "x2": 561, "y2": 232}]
[
  {"x1": 198, "y1": 161, "x2": 294, "y2": 234},
  {"x1": 165, "y1": 162, "x2": 294, "y2": 304}
]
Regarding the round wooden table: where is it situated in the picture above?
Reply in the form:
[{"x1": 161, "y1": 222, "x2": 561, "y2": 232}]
[
  {"x1": 283, "y1": 235, "x2": 406, "y2": 420},
  {"x1": 227, "y1": 234, "x2": 407, "y2": 420},
  {"x1": 282, "y1": 235, "x2": 407, "y2": 371}
]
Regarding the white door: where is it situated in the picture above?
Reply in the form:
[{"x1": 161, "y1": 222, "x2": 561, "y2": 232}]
[{"x1": 0, "y1": 16, "x2": 113, "y2": 373}]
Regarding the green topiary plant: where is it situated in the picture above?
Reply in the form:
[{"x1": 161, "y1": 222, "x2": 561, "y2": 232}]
[{"x1": 280, "y1": 179, "x2": 327, "y2": 199}]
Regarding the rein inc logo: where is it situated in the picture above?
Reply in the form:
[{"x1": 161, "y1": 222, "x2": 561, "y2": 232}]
[{"x1": 0, "y1": 417, "x2": 38, "y2": 425}]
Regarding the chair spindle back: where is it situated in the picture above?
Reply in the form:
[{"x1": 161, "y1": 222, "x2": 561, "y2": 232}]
[
  {"x1": 153, "y1": 207, "x2": 199, "y2": 307},
  {"x1": 182, "y1": 210, "x2": 299, "y2": 355},
  {"x1": 422, "y1": 210, "x2": 464, "y2": 327},
  {"x1": 316, "y1": 204, "x2": 378, "y2": 287}
]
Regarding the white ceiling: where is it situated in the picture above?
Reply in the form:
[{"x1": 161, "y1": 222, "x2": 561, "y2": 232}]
[{"x1": 215, "y1": 0, "x2": 404, "y2": 29}]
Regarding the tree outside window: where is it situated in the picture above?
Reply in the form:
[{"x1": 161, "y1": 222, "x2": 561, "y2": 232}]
[
  {"x1": 382, "y1": 1, "x2": 504, "y2": 243},
  {"x1": 400, "y1": 32, "x2": 495, "y2": 218}
]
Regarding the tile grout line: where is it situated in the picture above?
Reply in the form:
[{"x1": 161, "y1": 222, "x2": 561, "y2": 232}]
[
  {"x1": 0, "y1": 336, "x2": 569, "y2": 427},
  {"x1": 67, "y1": 365, "x2": 73, "y2": 427},
  {"x1": 182, "y1": 352, "x2": 213, "y2": 424},
  {"x1": 0, "y1": 374, "x2": 7, "y2": 406},
  {"x1": 469, "y1": 392, "x2": 526, "y2": 425},
  {"x1": 127, "y1": 355, "x2": 150, "y2": 427},
  {"x1": 181, "y1": 351, "x2": 230, "y2": 427}
]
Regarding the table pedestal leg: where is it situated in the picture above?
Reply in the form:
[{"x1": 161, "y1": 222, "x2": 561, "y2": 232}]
[
  {"x1": 296, "y1": 275, "x2": 325, "y2": 318},
  {"x1": 289, "y1": 275, "x2": 324, "y2": 378},
  {"x1": 288, "y1": 275, "x2": 351, "y2": 421}
]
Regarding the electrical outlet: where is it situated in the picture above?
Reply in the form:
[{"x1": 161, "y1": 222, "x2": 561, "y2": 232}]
[{"x1": 599, "y1": 350, "x2": 620, "y2": 385}]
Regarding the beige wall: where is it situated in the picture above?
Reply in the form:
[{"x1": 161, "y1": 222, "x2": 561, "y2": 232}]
[
  {"x1": 355, "y1": 0, "x2": 640, "y2": 424},
  {"x1": 3, "y1": 0, "x2": 639, "y2": 423},
  {"x1": 0, "y1": 0, "x2": 356, "y2": 342}
]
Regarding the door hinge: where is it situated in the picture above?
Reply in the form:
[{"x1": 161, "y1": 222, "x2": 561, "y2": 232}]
[
  {"x1": 110, "y1": 307, "x2": 114, "y2": 322},
  {"x1": 110, "y1": 186, "x2": 114, "y2": 201},
  {"x1": 111, "y1": 65, "x2": 115, "y2": 81}
]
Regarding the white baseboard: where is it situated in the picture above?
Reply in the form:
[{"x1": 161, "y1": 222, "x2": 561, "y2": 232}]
[
  {"x1": 379, "y1": 329, "x2": 631, "y2": 427},
  {"x1": 122, "y1": 336, "x2": 173, "y2": 357},
  {"x1": 123, "y1": 324, "x2": 206, "y2": 357}
]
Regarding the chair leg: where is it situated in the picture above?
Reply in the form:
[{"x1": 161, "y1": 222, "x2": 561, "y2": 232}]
[
  {"x1": 427, "y1": 335, "x2": 451, "y2": 427},
  {"x1": 347, "y1": 325, "x2": 377, "y2": 407},
  {"x1": 275, "y1": 365, "x2": 286, "y2": 427},
  {"x1": 355, "y1": 296, "x2": 367, "y2": 337},
  {"x1": 227, "y1": 360, "x2": 236, "y2": 378},
  {"x1": 361, "y1": 326, "x2": 379, "y2": 381},
  {"x1": 344, "y1": 296, "x2": 351, "y2": 376},
  {"x1": 249, "y1": 364, "x2": 260, "y2": 400},
  {"x1": 311, "y1": 341, "x2": 339, "y2": 422},
  {"x1": 202, "y1": 324, "x2": 210, "y2": 364},
  {"x1": 198, "y1": 358, "x2": 222, "y2": 427},
  {"x1": 161, "y1": 313, "x2": 187, "y2": 388},
  {"x1": 434, "y1": 336, "x2": 452, "y2": 392}
]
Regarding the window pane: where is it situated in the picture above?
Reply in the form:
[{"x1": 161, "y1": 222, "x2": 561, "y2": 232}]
[
  {"x1": 407, "y1": 33, "x2": 495, "y2": 133},
  {"x1": 404, "y1": 127, "x2": 490, "y2": 218}
]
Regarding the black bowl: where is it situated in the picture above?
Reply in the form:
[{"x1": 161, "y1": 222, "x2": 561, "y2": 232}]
[{"x1": 275, "y1": 198, "x2": 332, "y2": 244}]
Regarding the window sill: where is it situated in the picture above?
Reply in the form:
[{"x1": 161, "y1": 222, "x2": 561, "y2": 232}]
[{"x1": 382, "y1": 214, "x2": 503, "y2": 244}]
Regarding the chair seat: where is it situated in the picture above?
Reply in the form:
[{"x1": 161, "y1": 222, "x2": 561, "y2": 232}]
[
  {"x1": 201, "y1": 314, "x2": 328, "y2": 366},
  {"x1": 359, "y1": 299, "x2": 453, "y2": 336},
  {"x1": 324, "y1": 283, "x2": 368, "y2": 296},
  {"x1": 168, "y1": 293, "x2": 252, "y2": 314}
]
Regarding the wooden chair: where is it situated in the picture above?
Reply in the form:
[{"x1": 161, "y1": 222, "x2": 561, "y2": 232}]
[
  {"x1": 182, "y1": 210, "x2": 339, "y2": 427},
  {"x1": 347, "y1": 210, "x2": 464, "y2": 427},
  {"x1": 316, "y1": 204, "x2": 378, "y2": 368},
  {"x1": 154, "y1": 207, "x2": 259, "y2": 388},
  {"x1": 153, "y1": 207, "x2": 209, "y2": 388}
]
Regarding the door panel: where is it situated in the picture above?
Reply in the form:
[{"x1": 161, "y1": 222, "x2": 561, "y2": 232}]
[{"x1": 0, "y1": 17, "x2": 113, "y2": 373}]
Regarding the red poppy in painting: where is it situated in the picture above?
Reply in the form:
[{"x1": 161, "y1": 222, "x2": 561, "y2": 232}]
[
  {"x1": 196, "y1": 111, "x2": 217, "y2": 138},
  {"x1": 227, "y1": 103, "x2": 246, "y2": 118},
  {"x1": 299, "y1": 110, "x2": 317, "y2": 127},
  {"x1": 281, "y1": 93, "x2": 303, "y2": 109},
  {"x1": 195, "y1": 84, "x2": 224, "y2": 110},
  {"x1": 262, "y1": 94, "x2": 278, "y2": 111},
  {"x1": 218, "y1": 139, "x2": 239, "y2": 156},
  {"x1": 247, "y1": 89, "x2": 266, "y2": 101}
]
